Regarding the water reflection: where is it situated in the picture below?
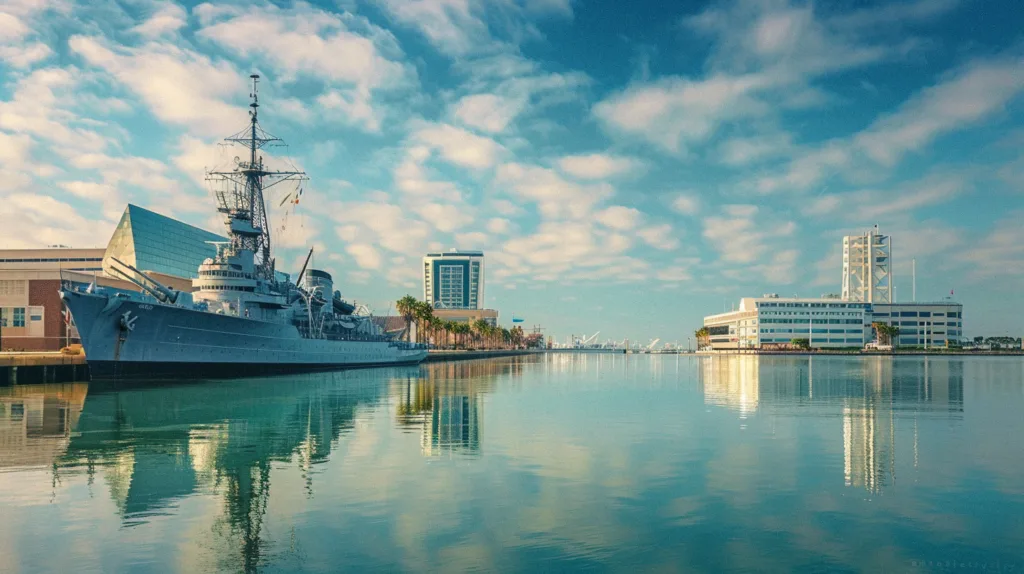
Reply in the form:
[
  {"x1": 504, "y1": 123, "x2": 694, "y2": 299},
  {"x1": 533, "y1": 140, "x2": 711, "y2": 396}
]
[
  {"x1": 393, "y1": 358, "x2": 536, "y2": 457},
  {"x1": 0, "y1": 355, "x2": 1021, "y2": 573},
  {"x1": 0, "y1": 384, "x2": 88, "y2": 469},
  {"x1": 699, "y1": 355, "x2": 965, "y2": 493}
]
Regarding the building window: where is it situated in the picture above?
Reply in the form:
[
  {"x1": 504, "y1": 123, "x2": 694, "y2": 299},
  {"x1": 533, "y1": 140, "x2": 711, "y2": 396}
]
[
  {"x1": 438, "y1": 265, "x2": 465, "y2": 308},
  {"x1": 13, "y1": 308, "x2": 25, "y2": 327}
]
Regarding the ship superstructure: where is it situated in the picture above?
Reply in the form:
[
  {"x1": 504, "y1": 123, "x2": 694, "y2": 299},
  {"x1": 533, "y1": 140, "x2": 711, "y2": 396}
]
[{"x1": 60, "y1": 75, "x2": 426, "y2": 379}]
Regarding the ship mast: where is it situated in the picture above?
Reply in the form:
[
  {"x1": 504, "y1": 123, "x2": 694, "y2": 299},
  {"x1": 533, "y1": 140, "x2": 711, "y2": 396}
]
[{"x1": 206, "y1": 74, "x2": 307, "y2": 281}]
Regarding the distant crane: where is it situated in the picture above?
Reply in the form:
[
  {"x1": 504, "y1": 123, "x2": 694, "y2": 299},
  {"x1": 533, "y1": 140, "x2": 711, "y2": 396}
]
[
  {"x1": 579, "y1": 331, "x2": 600, "y2": 347},
  {"x1": 646, "y1": 338, "x2": 661, "y2": 351}
]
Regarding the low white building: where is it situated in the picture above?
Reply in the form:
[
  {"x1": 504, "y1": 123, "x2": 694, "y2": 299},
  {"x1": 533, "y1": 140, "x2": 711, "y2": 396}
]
[
  {"x1": 870, "y1": 302, "x2": 963, "y2": 347},
  {"x1": 702, "y1": 296, "x2": 963, "y2": 350}
]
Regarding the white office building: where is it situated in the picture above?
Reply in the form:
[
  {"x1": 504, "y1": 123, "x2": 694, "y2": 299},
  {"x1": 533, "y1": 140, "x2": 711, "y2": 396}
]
[
  {"x1": 422, "y1": 250, "x2": 484, "y2": 310},
  {"x1": 703, "y1": 296, "x2": 872, "y2": 350},
  {"x1": 702, "y1": 297, "x2": 962, "y2": 350}
]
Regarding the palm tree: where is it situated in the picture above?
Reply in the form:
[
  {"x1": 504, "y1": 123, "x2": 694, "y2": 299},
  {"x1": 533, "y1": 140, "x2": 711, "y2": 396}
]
[
  {"x1": 472, "y1": 319, "x2": 489, "y2": 349},
  {"x1": 456, "y1": 322, "x2": 471, "y2": 349},
  {"x1": 413, "y1": 301, "x2": 434, "y2": 347},
  {"x1": 396, "y1": 295, "x2": 418, "y2": 342},
  {"x1": 872, "y1": 323, "x2": 901, "y2": 347},
  {"x1": 440, "y1": 320, "x2": 456, "y2": 349},
  {"x1": 694, "y1": 327, "x2": 710, "y2": 350}
]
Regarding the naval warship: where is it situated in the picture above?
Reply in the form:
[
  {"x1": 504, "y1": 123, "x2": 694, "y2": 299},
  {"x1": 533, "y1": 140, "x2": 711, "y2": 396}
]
[{"x1": 61, "y1": 75, "x2": 427, "y2": 380}]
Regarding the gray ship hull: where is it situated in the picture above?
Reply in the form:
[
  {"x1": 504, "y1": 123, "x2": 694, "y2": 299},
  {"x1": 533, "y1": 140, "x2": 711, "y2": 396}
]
[{"x1": 62, "y1": 290, "x2": 427, "y2": 380}]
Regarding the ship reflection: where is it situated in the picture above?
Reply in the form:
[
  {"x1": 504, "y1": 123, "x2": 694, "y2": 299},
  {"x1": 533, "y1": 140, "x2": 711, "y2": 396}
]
[
  {"x1": 699, "y1": 355, "x2": 965, "y2": 493},
  {"x1": 1, "y1": 369, "x2": 412, "y2": 573},
  {"x1": 393, "y1": 357, "x2": 532, "y2": 457}
]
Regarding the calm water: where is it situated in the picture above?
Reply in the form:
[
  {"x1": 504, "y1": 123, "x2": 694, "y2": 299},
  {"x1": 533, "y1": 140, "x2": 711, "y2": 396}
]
[{"x1": 2, "y1": 354, "x2": 1023, "y2": 573}]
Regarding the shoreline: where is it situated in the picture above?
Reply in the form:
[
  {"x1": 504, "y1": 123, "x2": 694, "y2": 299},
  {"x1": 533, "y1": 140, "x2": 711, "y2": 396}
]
[
  {"x1": 696, "y1": 349, "x2": 1024, "y2": 356},
  {"x1": 424, "y1": 349, "x2": 540, "y2": 362}
]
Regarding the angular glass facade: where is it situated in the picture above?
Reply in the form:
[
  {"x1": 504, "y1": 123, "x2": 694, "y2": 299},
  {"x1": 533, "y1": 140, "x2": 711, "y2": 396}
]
[{"x1": 103, "y1": 204, "x2": 227, "y2": 280}]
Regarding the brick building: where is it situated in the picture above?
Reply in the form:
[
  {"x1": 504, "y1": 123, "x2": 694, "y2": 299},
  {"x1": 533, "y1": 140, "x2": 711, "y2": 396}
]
[{"x1": 0, "y1": 204, "x2": 226, "y2": 351}]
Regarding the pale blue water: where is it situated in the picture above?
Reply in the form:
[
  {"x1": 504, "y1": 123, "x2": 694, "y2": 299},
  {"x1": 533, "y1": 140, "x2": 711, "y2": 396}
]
[{"x1": 1, "y1": 354, "x2": 1023, "y2": 573}]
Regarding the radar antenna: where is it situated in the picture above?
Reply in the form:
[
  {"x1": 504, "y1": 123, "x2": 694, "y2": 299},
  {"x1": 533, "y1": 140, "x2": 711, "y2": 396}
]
[{"x1": 205, "y1": 74, "x2": 308, "y2": 280}]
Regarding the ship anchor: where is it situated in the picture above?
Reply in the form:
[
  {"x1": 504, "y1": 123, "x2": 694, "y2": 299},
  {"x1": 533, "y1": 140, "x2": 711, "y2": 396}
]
[{"x1": 120, "y1": 311, "x2": 138, "y2": 332}]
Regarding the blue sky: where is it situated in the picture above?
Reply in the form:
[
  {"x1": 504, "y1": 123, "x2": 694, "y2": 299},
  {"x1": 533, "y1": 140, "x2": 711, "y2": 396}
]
[{"x1": 1, "y1": 0, "x2": 1022, "y2": 343}]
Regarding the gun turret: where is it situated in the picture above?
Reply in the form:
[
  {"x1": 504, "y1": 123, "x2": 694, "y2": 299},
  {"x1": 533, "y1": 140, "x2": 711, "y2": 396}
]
[{"x1": 109, "y1": 257, "x2": 182, "y2": 304}]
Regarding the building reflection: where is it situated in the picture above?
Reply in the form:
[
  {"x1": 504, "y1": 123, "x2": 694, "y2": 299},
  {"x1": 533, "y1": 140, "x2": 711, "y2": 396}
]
[
  {"x1": 0, "y1": 383, "x2": 88, "y2": 469},
  {"x1": 392, "y1": 357, "x2": 531, "y2": 457},
  {"x1": 700, "y1": 355, "x2": 760, "y2": 416},
  {"x1": 699, "y1": 355, "x2": 964, "y2": 493}
]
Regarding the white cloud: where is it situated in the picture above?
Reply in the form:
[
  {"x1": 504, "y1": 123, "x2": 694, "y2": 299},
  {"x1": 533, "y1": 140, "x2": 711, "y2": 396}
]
[
  {"x1": 173, "y1": 135, "x2": 234, "y2": 188},
  {"x1": 637, "y1": 223, "x2": 679, "y2": 251},
  {"x1": 332, "y1": 201, "x2": 432, "y2": 255},
  {"x1": 762, "y1": 56, "x2": 1024, "y2": 193},
  {"x1": 719, "y1": 133, "x2": 793, "y2": 166},
  {"x1": 702, "y1": 205, "x2": 795, "y2": 264},
  {"x1": 671, "y1": 194, "x2": 700, "y2": 216},
  {"x1": 496, "y1": 162, "x2": 613, "y2": 220},
  {"x1": 198, "y1": 3, "x2": 414, "y2": 131},
  {"x1": 394, "y1": 146, "x2": 462, "y2": 198},
  {"x1": 594, "y1": 205, "x2": 642, "y2": 231},
  {"x1": 595, "y1": 0, "x2": 935, "y2": 154},
  {"x1": 452, "y1": 93, "x2": 517, "y2": 133},
  {"x1": 414, "y1": 203, "x2": 474, "y2": 233},
  {"x1": 345, "y1": 243, "x2": 382, "y2": 269},
  {"x1": 317, "y1": 87, "x2": 381, "y2": 131},
  {"x1": 656, "y1": 266, "x2": 692, "y2": 282},
  {"x1": 373, "y1": 0, "x2": 490, "y2": 56},
  {"x1": 0, "y1": 13, "x2": 29, "y2": 42},
  {"x1": 855, "y1": 58, "x2": 1024, "y2": 166},
  {"x1": 491, "y1": 199, "x2": 525, "y2": 216},
  {"x1": 486, "y1": 218, "x2": 514, "y2": 234},
  {"x1": 0, "y1": 42, "x2": 52, "y2": 68},
  {"x1": 411, "y1": 122, "x2": 504, "y2": 169},
  {"x1": 953, "y1": 212, "x2": 1024, "y2": 280},
  {"x1": 199, "y1": 4, "x2": 410, "y2": 88},
  {"x1": 69, "y1": 35, "x2": 245, "y2": 136},
  {"x1": 0, "y1": 67, "x2": 109, "y2": 153},
  {"x1": 593, "y1": 74, "x2": 767, "y2": 153},
  {"x1": 450, "y1": 53, "x2": 589, "y2": 133},
  {"x1": 0, "y1": 193, "x2": 111, "y2": 248},
  {"x1": 497, "y1": 220, "x2": 651, "y2": 282},
  {"x1": 558, "y1": 153, "x2": 643, "y2": 180},
  {"x1": 132, "y1": 4, "x2": 187, "y2": 37},
  {"x1": 455, "y1": 231, "x2": 489, "y2": 247},
  {"x1": 373, "y1": 0, "x2": 573, "y2": 56}
]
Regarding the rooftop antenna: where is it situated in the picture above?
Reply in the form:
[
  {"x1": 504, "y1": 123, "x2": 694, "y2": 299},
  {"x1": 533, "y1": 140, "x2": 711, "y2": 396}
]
[{"x1": 912, "y1": 258, "x2": 916, "y2": 302}]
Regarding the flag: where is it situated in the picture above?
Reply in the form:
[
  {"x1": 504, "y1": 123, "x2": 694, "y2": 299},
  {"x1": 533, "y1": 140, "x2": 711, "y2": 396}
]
[
  {"x1": 512, "y1": 314, "x2": 524, "y2": 323},
  {"x1": 62, "y1": 307, "x2": 71, "y2": 325},
  {"x1": 950, "y1": 288, "x2": 954, "y2": 296}
]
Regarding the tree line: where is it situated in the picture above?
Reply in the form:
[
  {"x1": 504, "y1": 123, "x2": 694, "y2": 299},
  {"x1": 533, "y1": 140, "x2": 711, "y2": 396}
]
[{"x1": 395, "y1": 295, "x2": 531, "y2": 350}]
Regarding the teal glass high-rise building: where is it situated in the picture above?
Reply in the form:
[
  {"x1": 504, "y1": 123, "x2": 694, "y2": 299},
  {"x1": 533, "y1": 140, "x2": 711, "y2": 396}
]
[{"x1": 423, "y1": 250, "x2": 484, "y2": 309}]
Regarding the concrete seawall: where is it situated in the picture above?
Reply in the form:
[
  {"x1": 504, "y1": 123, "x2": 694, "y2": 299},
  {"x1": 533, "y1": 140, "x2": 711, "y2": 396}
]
[
  {"x1": 424, "y1": 349, "x2": 541, "y2": 362},
  {"x1": 0, "y1": 352, "x2": 90, "y2": 385},
  {"x1": 0, "y1": 349, "x2": 542, "y2": 385}
]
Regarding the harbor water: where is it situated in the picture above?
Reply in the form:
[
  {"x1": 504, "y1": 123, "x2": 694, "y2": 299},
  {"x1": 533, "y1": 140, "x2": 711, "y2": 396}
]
[{"x1": 1, "y1": 354, "x2": 1023, "y2": 572}]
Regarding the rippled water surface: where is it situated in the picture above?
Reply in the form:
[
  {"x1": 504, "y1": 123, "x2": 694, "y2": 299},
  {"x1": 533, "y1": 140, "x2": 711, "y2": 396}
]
[{"x1": 2, "y1": 354, "x2": 1024, "y2": 573}]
